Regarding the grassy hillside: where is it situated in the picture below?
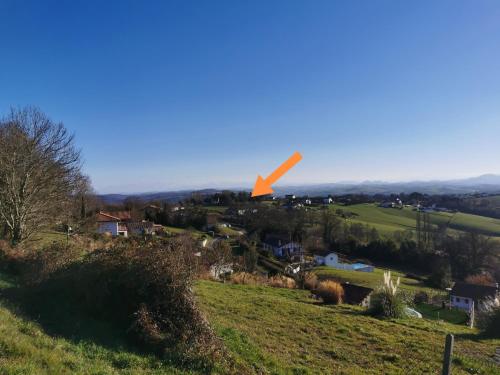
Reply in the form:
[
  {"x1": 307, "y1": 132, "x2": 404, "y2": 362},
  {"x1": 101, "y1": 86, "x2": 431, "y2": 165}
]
[
  {"x1": 1, "y1": 269, "x2": 499, "y2": 374},
  {"x1": 332, "y1": 203, "x2": 500, "y2": 237},
  {"x1": 196, "y1": 281, "x2": 500, "y2": 374}
]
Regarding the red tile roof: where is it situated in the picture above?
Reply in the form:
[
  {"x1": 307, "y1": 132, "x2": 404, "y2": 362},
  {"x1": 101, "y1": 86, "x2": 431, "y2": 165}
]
[{"x1": 96, "y1": 211, "x2": 132, "y2": 222}]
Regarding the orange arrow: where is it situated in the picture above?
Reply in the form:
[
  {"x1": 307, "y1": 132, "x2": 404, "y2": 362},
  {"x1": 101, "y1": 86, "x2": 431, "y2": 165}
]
[{"x1": 251, "y1": 151, "x2": 303, "y2": 197}]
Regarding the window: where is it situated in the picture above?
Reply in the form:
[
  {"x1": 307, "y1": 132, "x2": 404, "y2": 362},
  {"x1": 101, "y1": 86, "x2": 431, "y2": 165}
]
[
  {"x1": 465, "y1": 299, "x2": 469, "y2": 304},
  {"x1": 456, "y1": 297, "x2": 460, "y2": 303}
]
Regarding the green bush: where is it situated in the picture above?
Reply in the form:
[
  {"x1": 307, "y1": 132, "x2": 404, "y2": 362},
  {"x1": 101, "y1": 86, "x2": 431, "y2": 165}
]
[
  {"x1": 413, "y1": 291, "x2": 429, "y2": 305},
  {"x1": 370, "y1": 271, "x2": 407, "y2": 318},
  {"x1": 370, "y1": 291, "x2": 407, "y2": 319}
]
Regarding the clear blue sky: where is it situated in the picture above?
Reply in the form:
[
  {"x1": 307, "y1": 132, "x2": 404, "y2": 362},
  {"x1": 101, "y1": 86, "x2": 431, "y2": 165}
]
[{"x1": 1, "y1": 1, "x2": 500, "y2": 193}]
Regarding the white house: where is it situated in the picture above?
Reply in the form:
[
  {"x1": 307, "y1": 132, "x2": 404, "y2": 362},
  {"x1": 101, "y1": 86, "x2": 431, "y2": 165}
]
[
  {"x1": 262, "y1": 234, "x2": 303, "y2": 258},
  {"x1": 450, "y1": 282, "x2": 499, "y2": 311},
  {"x1": 96, "y1": 211, "x2": 131, "y2": 237},
  {"x1": 323, "y1": 197, "x2": 333, "y2": 205}
]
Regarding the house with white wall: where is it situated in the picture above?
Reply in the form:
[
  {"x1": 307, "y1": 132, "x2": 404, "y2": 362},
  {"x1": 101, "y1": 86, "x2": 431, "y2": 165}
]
[
  {"x1": 262, "y1": 234, "x2": 302, "y2": 258},
  {"x1": 450, "y1": 282, "x2": 499, "y2": 311},
  {"x1": 96, "y1": 211, "x2": 131, "y2": 237}
]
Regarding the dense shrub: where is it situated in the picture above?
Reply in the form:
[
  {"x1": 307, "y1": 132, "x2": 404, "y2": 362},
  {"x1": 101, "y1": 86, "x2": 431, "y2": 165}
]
[
  {"x1": 268, "y1": 275, "x2": 296, "y2": 289},
  {"x1": 15, "y1": 237, "x2": 224, "y2": 370},
  {"x1": 316, "y1": 280, "x2": 344, "y2": 304},
  {"x1": 477, "y1": 298, "x2": 500, "y2": 338},
  {"x1": 20, "y1": 242, "x2": 83, "y2": 285},
  {"x1": 370, "y1": 271, "x2": 407, "y2": 318},
  {"x1": 413, "y1": 291, "x2": 429, "y2": 305}
]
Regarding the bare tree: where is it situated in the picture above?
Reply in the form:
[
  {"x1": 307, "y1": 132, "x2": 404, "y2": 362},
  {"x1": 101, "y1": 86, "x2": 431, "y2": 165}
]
[
  {"x1": 203, "y1": 240, "x2": 233, "y2": 279},
  {"x1": 0, "y1": 107, "x2": 83, "y2": 244}
]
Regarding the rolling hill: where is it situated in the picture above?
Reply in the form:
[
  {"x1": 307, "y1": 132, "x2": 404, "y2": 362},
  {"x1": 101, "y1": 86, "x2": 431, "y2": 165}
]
[{"x1": 331, "y1": 203, "x2": 500, "y2": 237}]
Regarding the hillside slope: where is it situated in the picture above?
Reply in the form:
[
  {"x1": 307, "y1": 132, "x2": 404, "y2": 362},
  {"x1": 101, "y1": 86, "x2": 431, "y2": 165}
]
[{"x1": 196, "y1": 281, "x2": 500, "y2": 374}]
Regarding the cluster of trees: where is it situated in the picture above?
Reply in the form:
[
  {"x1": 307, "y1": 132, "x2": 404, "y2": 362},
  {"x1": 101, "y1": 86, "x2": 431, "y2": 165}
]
[
  {"x1": 146, "y1": 204, "x2": 208, "y2": 230},
  {"x1": 0, "y1": 107, "x2": 91, "y2": 244},
  {"x1": 242, "y1": 206, "x2": 310, "y2": 244}
]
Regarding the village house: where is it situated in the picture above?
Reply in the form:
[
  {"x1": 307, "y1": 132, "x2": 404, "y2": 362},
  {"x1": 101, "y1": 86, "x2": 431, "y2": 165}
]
[
  {"x1": 450, "y1": 282, "x2": 499, "y2": 311},
  {"x1": 97, "y1": 211, "x2": 162, "y2": 237},
  {"x1": 262, "y1": 234, "x2": 303, "y2": 258},
  {"x1": 96, "y1": 211, "x2": 132, "y2": 237}
]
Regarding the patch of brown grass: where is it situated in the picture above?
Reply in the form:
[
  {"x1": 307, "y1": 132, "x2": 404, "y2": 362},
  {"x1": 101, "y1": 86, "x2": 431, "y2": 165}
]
[
  {"x1": 316, "y1": 280, "x2": 344, "y2": 304},
  {"x1": 230, "y1": 272, "x2": 266, "y2": 285},
  {"x1": 304, "y1": 272, "x2": 318, "y2": 290},
  {"x1": 268, "y1": 275, "x2": 296, "y2": 289}
]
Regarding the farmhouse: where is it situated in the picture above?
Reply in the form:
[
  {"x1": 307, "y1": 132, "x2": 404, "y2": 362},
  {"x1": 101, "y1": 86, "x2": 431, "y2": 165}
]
[
  {"x1": 262, "y1": 234, "x2": 303, "y2": 258},
  {"x1": 96, "y1": 211, "x2": 132, "y2": 237},
  {"x1": 450, "y1": 282, "x2": 499, "y2": 311}
]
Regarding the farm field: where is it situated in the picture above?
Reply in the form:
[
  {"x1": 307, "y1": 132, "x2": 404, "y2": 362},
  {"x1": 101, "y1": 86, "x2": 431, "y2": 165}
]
[
  {"x1": 331, "y1": 203, "x2": 500, "y2": 237},
  {"x1": 196, "y1": 281, "x2": 500, "y2": 374}
]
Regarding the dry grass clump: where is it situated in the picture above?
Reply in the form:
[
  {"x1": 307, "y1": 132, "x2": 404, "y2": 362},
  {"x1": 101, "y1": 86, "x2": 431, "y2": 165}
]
[
  {"x1": 230, "y1": 272, "x2": 266, "y2": 285},
  {"x1": 304, "y1": 272, "x2": 318, "y2": 290},
  {"x1": 268, "y1": 275, "x2": 296, "y2": 289},
  {"x1": 316, "y1": 280, "x2": 344, "y2": 304}
]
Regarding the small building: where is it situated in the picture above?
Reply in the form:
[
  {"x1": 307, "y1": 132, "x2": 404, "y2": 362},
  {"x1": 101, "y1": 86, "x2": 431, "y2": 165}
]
[
  {"x1": 96, "y1": 211, "x2": 132, "y2": 237},
  {"x1": 341, "y1": 283, "x2": 373, "y2": 307},
  {"x1": 262, "y1": 234, "x2": 302, "y2": 258},
  {"x1": 450, "y1": 282, "x2": 499, "y2": 311},
  {"x1": 323, "y1": 197, "x2": 333, "y2": 205}
]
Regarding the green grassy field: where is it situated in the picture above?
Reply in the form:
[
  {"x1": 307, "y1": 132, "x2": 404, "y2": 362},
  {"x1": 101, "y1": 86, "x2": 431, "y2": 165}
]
[
  {"x1": 314, "y1": 266, "x2": 440, "y2": 295},
  {"x1": 331, "y1": 203, "x2": 500, "y2": 237},
  {"x1": 416, "y1": 303, "x2": 468, "y2": 325},
  {"x1": 196, "y1": 281, "x2": 500, "y2": 374}
]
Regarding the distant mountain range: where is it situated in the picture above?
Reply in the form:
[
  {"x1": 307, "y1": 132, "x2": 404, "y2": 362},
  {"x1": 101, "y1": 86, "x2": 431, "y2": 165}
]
[{"x1": 98, "y1": 174, "x2": 500, "y2": 204}]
